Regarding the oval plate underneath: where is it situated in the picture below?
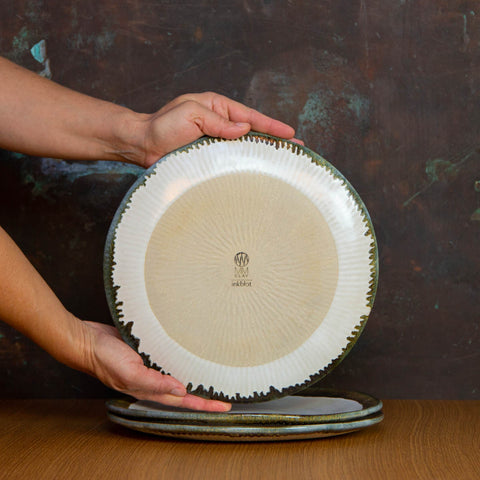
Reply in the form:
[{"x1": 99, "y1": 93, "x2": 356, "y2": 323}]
[
  {"x1": 107, "y1": 410, "x2": 383, "y2": 442},
  {"x1": 106, "y1": 387, "x2": 382, "y2": 426}
]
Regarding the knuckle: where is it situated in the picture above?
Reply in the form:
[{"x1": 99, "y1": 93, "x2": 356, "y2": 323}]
[
  {"x1": 183, "y1": 99, "x2": 199, "y2": 109},
  {"x1": 201, "y1": 90, "x2": 217, "y2": 98}
]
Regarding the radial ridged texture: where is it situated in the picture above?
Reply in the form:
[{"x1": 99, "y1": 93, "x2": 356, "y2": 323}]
[{"x1": 108, "y1": 136, "x2": 377, "y2": 400}]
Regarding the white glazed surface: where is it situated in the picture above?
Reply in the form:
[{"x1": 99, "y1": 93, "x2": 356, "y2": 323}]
[{"x1": 110, "y1": 137, "x2": 375, "y2": 399}]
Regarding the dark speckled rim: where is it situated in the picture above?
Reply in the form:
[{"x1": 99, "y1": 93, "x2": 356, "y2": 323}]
[
  {"x1": 106, "y1": 410, "x2": 384, "y2": 442},
  {"x1": 103, "y1": 132, "x2": 379, "y2": 403},
  {"x1": 106, "y1": 387, "x2": 382, "y2": 425}
]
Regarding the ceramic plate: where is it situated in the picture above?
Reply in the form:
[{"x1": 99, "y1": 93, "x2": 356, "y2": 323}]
[
  {"x1": 107, "y1": 411, "x2": 383, "y2": 442},
  {"x1": 104, "y1": 133, "x2": 378, "y2": 402},
  {"x1": 106, "y1": 388, "x2": 382, "y2": 425}
]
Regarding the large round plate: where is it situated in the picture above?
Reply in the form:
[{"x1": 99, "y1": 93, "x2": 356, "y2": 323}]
[{"x1": 104, "y1": 133, "x2": 378, "y2": 402}]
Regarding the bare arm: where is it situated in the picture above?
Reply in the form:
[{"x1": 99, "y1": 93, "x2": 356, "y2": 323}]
[
  {"x1": 0, "y1": 225, "x2": 230, "y2": 411},
  {"x1": 0, "y1": 56, "x2": 298, "y2": 167},
  {"x1": 0, "y1": 56, "x2": 299, "y2": 410},
  {"x1": 0, "y1": 56, "x2": 140, "y2": 162}
]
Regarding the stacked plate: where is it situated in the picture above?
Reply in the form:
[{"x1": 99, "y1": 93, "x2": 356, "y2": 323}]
[
  {"x1": 106, "y1": 387, "x2": 383, "y2": 442},
  {"x1": 104, "y1": 133, "x2": 381, "y2": 440}
]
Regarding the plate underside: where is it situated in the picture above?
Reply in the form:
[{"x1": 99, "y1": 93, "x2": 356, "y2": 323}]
[{"x1": 105, "y1": 134, "x2": 378, "y2": 401}]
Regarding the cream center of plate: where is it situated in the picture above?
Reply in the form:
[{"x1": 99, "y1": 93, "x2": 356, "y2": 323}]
[{"x1": 145, "y1": 172, "x2": 338, "y2": 367}]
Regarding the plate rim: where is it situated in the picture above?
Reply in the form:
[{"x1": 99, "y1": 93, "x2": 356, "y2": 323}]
[
  {"x1": 105, "y1": 387, "x2": 383, "y2": 425},
  {"x1": 103, "y1": 133, "x2": 379, "y2": 402},
  {"x1": 107, "y1": 410, "x2": 384, "y2": 442}
]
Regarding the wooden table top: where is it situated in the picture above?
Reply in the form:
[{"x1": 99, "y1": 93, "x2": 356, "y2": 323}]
[{"x1": 0, "y1": 399, "x2": 478, "y2": 479}]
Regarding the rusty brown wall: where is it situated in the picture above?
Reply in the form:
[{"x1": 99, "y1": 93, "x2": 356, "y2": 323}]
[{"x1": 0, "y1": 1, "x2": 478, "y2": 399}]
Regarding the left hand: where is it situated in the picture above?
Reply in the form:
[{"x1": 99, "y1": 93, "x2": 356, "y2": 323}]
[{"x1": 82, "y1": 321, "x2": 231, "y2": 411}]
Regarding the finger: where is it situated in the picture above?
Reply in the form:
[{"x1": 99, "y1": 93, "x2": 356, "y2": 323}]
[
  {"x1": 208, "y1": 95, "x2": 295, "y2": 139},
  {"x1": 229, "y1": 107, "x2": 295, "y2": 139},
  {"x1": 127, "y1": 366, "x2": 187, "y2": 398},
  {"x1": 130, "y1": 366, "x2": 231, "y2": 412},
  {"x1": 194, "y1": 99, "x2": 302, "y2": 144},
  {"x1": 191, "y1": 105, "x2": 252, "y2": 139},
  {"x1": 145, "y1": 392, "x2": 232, "y2": 412},
  {"x1": 162, "y1": 99, "x2": 252, "y2": 140},
  {"x1": 124, "y1": 363, "x2": 231, "y2": 411},
  {"x1": 123, "y1": 366, "x2": 230, "y2": 413},
  {"x1": 162, "y1": 93, "x2": 296, "y2": 139},
  {"x1": 194, "y1": 92, "x2": 295, "y2": 138},
  {"x1": 178, "y1": 394, "x2": 232, "y2": 412}
]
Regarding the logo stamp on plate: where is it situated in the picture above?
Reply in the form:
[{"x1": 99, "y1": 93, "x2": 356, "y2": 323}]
[{"x1": 233, "y1": 251, "x2": 252, "y2": 287}]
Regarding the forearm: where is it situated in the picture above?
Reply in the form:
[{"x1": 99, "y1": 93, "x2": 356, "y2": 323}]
[
  {"x1": 0, "y1": 226, "x2": 91, "y2": 374},
  {"x1": 0, "y1": 57, "x2": 149, "y2": 165},
  {"x1": 0, "y1": 226, "x2": 232, "y2": 410}
]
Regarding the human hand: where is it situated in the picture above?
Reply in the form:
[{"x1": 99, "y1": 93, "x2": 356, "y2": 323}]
[
  {"x1": 0, "y1": 225, "x2": 228, "y2": 412},
  {"x1": 0, "y1": 59, "x2": 301, "y2": 166},
  {"x1": 133, "y1": 92, "x2": 302, "y2": 168},
  {"x1": 82, "y1": 321, "x2": 231, "y2": 412}
]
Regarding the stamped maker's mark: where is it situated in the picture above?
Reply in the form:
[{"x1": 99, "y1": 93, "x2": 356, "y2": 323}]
[{"x1": 232, "y1": 252, "x2": 252, "y2": 287}]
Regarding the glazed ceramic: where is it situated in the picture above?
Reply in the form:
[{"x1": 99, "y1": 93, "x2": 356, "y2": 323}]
[
  {"x1": 107, "y1": 411, "x2": 384, "y2": 442},
  {"x1": 106, "y1": 387, "x2": 382, "y2": 425},
  {"x1": 104, "y1": 133, "x2": 378, "y2": 402}
]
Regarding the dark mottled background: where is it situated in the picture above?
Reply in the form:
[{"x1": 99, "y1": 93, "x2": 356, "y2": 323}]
[{"x1": 0, "y1": 0, "x2": 478, "y2": 399}]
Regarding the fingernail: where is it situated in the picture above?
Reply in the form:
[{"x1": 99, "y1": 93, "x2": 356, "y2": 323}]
[
  {"x1": 219, "y1": 403, "x2": 232, "y2": 412},
  {"x1": 170, "y1": 387, "x2": 186, "y2": 397},
  {"x1": 235, "y1": 122, "x2": 250, "y2": 128}
]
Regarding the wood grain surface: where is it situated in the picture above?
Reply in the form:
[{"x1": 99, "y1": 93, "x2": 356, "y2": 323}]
[{"x1": 0, "y1": 399, "x2": 478, "y2": 480}]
